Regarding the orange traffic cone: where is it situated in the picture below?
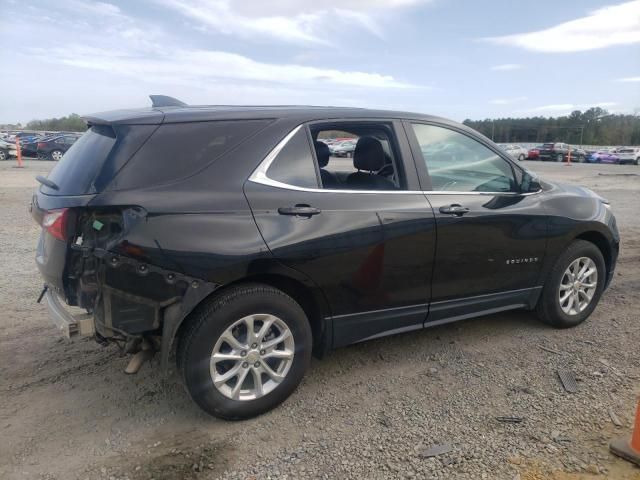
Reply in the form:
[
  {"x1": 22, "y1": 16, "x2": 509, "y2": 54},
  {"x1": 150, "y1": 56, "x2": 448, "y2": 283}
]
[
  {"x1": 14, "y1": 137, "x2": 24, "y2": 168},
  {"x1": 610, "y1": 398, "x2": 640, "y2": 466}
]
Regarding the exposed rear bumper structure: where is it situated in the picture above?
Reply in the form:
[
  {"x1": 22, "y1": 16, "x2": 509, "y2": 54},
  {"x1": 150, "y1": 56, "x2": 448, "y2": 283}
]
[{"x1": 44, "y1": 289, "x2": 95, "y2": 339}]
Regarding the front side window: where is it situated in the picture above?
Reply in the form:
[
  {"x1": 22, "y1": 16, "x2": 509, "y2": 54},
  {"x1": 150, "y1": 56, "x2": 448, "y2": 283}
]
[
  {"x1": 411, "y1": 123, "x2": 516, "y2": 193},
  {"x1": 266, "y1": 128, "x2": 319, "y2": 189}
]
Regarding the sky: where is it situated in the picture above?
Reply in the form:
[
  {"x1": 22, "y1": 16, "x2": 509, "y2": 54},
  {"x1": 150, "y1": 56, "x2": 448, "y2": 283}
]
[{"x1": 1, "y1": 0, "x2": 639, "y2": 124}]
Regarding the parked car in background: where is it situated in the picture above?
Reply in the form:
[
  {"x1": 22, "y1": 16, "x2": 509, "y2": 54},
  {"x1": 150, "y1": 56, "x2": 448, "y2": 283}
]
[
  {"x1": 538, "y1": 143, "x2": 572, "y2": 162},
  {"x1": 330, "y1": 139, "x2": 357, "y2": 157},
  {"x1": 616, "y1": 147, "x2": 640, "y2": 165},
  {"x1": 0, "y1": 139, "x2": 17, "y2": 161},
  {"x1": 498, "y1": 144, "x2": 527, "y2": 161},
  {"x1": 570, "y1": 147, "x2": 587, "y2": 163},
  {"x1": 20, "y1": 136, "x2": 45, "y2": 157},
  {"x1": 587, "y1": 150, "x2": 620, "y2": 164},
  {"x1": 527, "y1": 146, "x2": 542, "y2": 160},
  {"x1": 36, "y1": 135, "x2": 79, "y2": 160}
]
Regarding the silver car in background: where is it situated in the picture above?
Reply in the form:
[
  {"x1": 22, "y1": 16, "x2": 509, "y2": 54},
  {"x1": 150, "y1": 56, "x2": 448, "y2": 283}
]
[
  {"x1": 498, "y1": 144, "x2": 528, "y2": 161},
  {"x1": 616, "y1": 147, "x2": 640, "y2": 165}
]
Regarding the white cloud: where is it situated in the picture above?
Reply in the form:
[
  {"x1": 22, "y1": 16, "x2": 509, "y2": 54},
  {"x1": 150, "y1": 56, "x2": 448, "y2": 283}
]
[
  {"x1": 523, "y1": 102, "x2": 618, "y2": 114},
  {"x1": 29, "y1": 45, "x2": 414, "y2": 89},
  {"x1": 155, "y1": 0, "x2": 432, "y2": 43},
  {"x1": 617, "y1": 76, "x2": 640, "y2": 82},
  {"x1": 490, "y1": 63, "x2": 522, "y2": 71},
  {"x1": 482, "y1": 0, "x2": 640, "y2": 52},
  {"x1": 490, "y1": 96, "x2": 527, "y2": 105}
]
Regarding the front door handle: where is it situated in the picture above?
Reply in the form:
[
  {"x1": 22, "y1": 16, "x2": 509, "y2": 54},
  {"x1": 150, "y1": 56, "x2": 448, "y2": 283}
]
[
  {"x1": 439, "y1": 204, "x2": 469, "y2": 216},
  {"x1": 278, "y1": 204, "x2": 321, "y2": 217}
]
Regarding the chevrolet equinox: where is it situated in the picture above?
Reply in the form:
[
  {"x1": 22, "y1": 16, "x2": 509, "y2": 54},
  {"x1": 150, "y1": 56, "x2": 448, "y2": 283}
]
[{"x1": 31, "y1": 96, "x2": 619, "y2": 419}]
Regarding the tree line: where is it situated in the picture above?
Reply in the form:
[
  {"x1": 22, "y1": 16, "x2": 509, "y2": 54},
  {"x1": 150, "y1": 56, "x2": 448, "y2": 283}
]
[
  {"x1": 23, "y1": 113, "x2": 87, "y2": 132},
  {"x1": 463, "y1": 107, "x2": 640, "y2": 146}
]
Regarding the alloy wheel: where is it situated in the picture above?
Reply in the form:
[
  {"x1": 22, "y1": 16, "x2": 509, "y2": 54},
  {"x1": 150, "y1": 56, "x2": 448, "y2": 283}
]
[
  {"x1": 51, "y1": 150, "x2": 63, "y2": 161},
  {"x1": 210, "y1": 313, "x2": 295, "y2": 401},
  {"x1": 559, "y1": 257, "x2": 598, "y2": 315}
]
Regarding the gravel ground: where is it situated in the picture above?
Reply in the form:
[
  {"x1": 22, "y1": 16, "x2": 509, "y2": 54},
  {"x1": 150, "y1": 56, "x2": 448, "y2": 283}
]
[{"x1": 0, "y1": 159, "x2": 639, "y2": 480}]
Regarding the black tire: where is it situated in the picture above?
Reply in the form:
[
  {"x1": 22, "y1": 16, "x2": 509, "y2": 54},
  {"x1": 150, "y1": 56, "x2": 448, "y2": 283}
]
[
  {"x1": 518, "y1": 154, "x2": 525, "y2": 161},
  {"x1": 536, "y1": 240, "x2": 606, "y2": 328},
  {"x1": 556, "y1": 153, "x2": 564, "y2": 162},
  {"x1": 0, "y1": 150, "x2": 6, "y2": 161},
  {"x1": 50, "y1": 150, "x2": 63, "y2": 161},
  {"x1": 177, "y1": 283, "x2": 312, "y2": 420},
  {"x1": 578, "y1": 155, "x2": 585, "y2": 163},
  {"x1": 635, "y1": 158, "x2": 639, "y2": 166}
]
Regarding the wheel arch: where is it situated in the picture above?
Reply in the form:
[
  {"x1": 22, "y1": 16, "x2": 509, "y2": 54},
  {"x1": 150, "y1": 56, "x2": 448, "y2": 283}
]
[
  {"x1": 171, "y1": 273, "x2": 332, "y2": 371},
  {"x1": 575, "y1": 230, "x2": 614, "y2": 279}
]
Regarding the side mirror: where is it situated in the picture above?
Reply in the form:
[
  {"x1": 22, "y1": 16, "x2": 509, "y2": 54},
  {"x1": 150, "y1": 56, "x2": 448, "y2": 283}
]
[{"x1": 521, "y1": 172, "x2": 541, "y2": 193}]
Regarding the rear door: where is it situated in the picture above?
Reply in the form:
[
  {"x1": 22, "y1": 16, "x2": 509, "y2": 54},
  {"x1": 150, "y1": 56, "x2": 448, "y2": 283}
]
[
  {"x1": 405, "y1": 121, "x2": 548, "y2": 322},
  {"x1": 244, "y1": 120, "x2": 436, "y2": 347}
]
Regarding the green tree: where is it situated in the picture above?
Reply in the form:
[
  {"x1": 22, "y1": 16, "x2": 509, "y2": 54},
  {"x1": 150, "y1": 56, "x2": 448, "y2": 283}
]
[
  {"x1": 463, "y1": 108, "x2": 640, "y2": 145},
  {"x1": 26, "y1": 113, "x2": 87, "y2": 132}
]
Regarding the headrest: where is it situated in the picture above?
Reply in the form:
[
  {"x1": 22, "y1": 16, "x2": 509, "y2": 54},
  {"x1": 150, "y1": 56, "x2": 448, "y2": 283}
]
[
  {"x1": 354, "y1": 136, "x2": 385, "y2": 171},
  {"x1": 314, "y1": 141, "x2": 330, "y2": 168}
]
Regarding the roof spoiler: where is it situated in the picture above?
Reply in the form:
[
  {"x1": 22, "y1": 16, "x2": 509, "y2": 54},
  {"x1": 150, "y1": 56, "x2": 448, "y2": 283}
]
[{"x1": 149, "y1": 95, "x2": 188, "y2": 108}]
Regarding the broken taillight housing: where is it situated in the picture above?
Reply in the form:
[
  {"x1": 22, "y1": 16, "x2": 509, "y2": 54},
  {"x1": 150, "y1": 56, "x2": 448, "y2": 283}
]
[{"x1": 42, "y1": 208, "x2": 69, "y2": 241}]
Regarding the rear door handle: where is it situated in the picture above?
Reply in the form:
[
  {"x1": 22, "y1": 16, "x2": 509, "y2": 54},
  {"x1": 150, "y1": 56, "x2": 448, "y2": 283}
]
[
  {"x1": 439, "y1": 204, "x2": 469, "y2": 216},
  {"x1": 278, "y1": 204, "x2": 321, "y2": 217}
]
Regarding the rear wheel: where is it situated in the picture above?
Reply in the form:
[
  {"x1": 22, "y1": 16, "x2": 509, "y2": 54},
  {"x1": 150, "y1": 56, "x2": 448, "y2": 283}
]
[
  {"x1": 578, "y1": 155, "x2": 585, "y2": 163},
  {"x1": 0, "y1": 150, "x2": 6, "y2": 161},
  {"x1": 177, "y1": 283, "x2": 312, "y2": 420},
  {"x1": 50, "y1": 150, "x2": 63, "y2": 161},
  {"x1": 536, "y1": 240, "x2": 605, "y2": 328},
  {"x1": 556, "y1": 153, "x2": 564, "y2": 162},
  {"x1": 518, "y1": 154, "x2": 525, "y2": 161}
]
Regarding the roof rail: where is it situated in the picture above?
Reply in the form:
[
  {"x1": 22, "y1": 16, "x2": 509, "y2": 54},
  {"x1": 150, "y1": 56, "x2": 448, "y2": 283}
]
[{"x1": 149, "y1": 95, "x2": 188, "y2": 108}]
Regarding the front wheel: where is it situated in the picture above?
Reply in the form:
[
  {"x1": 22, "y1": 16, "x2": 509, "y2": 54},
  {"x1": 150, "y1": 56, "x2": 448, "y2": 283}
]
[
  {"x1": 518, "y1": 154, "x2": 525, "y2": 161},
  {"x1": 177, "y1": 283, "x2": 312, "y2": 420},
  {"x1": 50, "y1": 150, "x2": 63, "y2": 161},
  {"x1": 0, "y1": 150, "x2": 6, "y2": 161},
  {"x1": 536, "y1": 240, "x2": 605, "y2": 328},
  {"x1": 556, "y1": 153, "x2": 564, "y2": 162}
]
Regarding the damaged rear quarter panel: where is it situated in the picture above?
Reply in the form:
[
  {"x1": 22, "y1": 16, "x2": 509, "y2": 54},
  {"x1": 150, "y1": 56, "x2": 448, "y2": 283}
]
[{"x1": 79, "y1": 188, "x2": 278, "y2": 369}]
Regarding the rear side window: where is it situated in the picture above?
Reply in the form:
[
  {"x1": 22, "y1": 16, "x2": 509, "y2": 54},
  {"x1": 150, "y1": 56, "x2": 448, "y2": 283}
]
[
  {"x1": 266, "y1": 128, "x2": 319, "y2": 188},
  {"x1": 44, "y1": 125, "x2": 117, "y2": 195},
  {"x1": 111, "y1": 120, "x2": 270, "y2": 190}
]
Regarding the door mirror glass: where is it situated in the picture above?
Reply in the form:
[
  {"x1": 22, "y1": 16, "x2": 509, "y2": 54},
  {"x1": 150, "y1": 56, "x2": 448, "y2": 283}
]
[{"x1": 521, "y1": 171, "x2": 541, "y2": 192}]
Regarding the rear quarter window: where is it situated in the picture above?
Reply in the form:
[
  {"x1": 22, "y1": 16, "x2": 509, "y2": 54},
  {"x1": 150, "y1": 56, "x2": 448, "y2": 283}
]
[
  {"x1": 43, "y1": 125, "x2": 117, "y2": 196},
  {"x1": 266, "y1": 128, "x2": 319, "y2": 189},
  {"x1": 109, "y1": 120, "x2": 270, "y2": 190}
]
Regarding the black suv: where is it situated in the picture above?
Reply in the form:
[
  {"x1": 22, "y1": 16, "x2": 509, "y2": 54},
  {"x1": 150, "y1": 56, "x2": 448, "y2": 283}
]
[
  {"x1": 32, "y1": 96, "x2": 619, "y2": 419},
  {"x1": 538, "y1": 142, "x2": 585, "y2": 162}
]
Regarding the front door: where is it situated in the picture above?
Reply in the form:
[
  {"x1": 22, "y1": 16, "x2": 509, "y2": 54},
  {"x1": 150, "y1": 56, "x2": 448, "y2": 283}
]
[
  {"x1": 405, "y1": 121, "x2": 548, "y2": 322},
  {"x1": 244, "y1": 121, "x2": 436, "y2": 346}
]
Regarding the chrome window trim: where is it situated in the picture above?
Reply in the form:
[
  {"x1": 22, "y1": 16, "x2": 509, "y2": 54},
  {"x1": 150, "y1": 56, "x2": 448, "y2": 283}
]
[{"x1": 248, "y1": 125, "x2": 542, "y2": 197}]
